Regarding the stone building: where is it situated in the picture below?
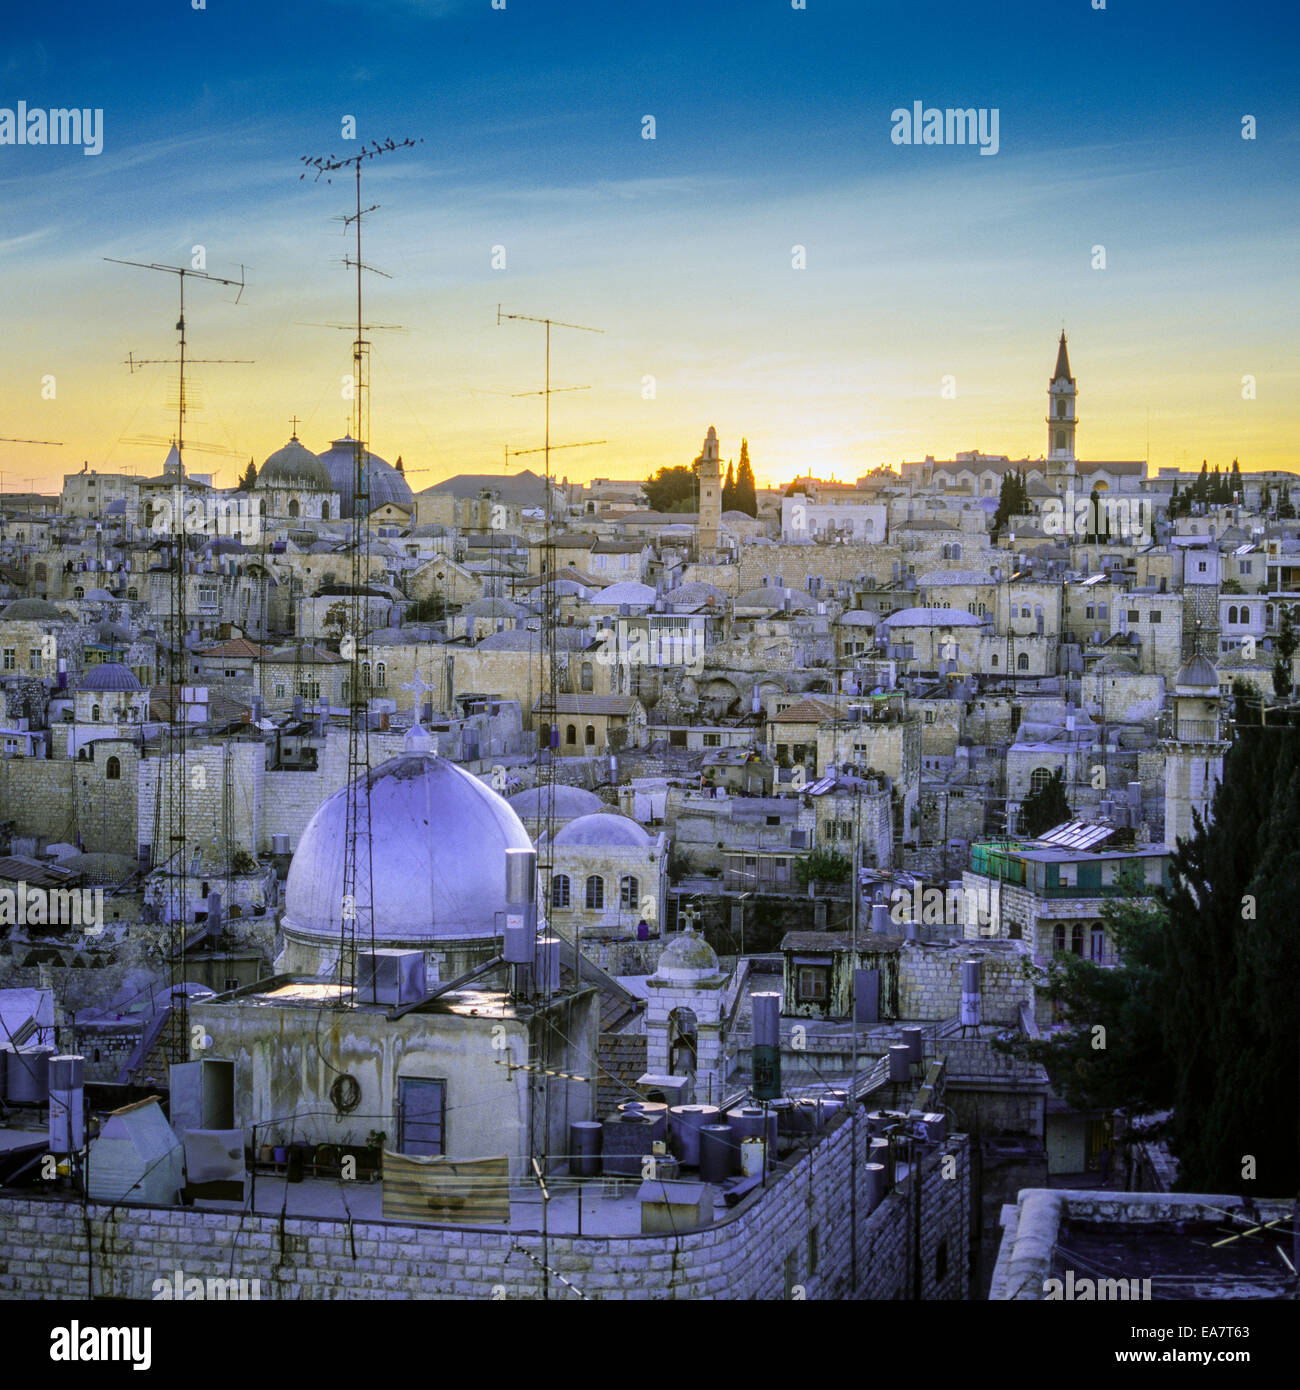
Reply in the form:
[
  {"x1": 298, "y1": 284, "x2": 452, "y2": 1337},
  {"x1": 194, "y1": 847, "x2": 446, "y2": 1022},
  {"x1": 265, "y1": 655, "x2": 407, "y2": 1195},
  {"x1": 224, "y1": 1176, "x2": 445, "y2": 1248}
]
[
  {"x1": 253, "y1": 437, "x2": 341, "y2": 523},
  {"x1": 543, "y1": 812, "x2": 668, "y2": 939}
]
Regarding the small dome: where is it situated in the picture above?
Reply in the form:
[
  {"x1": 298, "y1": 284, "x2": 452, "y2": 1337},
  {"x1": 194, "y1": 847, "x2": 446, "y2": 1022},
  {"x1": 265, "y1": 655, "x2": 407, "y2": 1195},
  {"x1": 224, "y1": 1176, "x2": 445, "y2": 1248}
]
[
  {"x1": 80, "y1": 662, "x2": 141, "y2": 692},
  {"x1": 654, "y1": 928, "x2": 720, "y2": 981},
  {"x1": 1094, "y1": 653, "x2": 1138, "y2": 675},
  {"x1": 83, "y1": 587, "x2": 116, "y2": 601},
  {"x1": 1175, "y1": 654, "x2": 1220, "y2": 690},
  {"x1": 506, "y1": 785, "x2": 603, "y2": 822},
  {"x1": 258, "y1": 438, "x2": 334, "y2": 491},
  {"x1": 553, "y1": 812, "x2": 652, "y2": 848},
  {"x1": 2, "y1": 598, "x2": 68, "y2": 621},
  {"x1": 591, "y1": 581, "x2": 656, "y2": 608}
]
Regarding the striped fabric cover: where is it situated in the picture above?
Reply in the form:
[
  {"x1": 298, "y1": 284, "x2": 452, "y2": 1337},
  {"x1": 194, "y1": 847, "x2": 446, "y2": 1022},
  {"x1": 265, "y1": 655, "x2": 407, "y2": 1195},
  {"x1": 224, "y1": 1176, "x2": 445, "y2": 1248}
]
[{"x1": 381, "y1": 1151, "x2": 511, "y2": 1225}]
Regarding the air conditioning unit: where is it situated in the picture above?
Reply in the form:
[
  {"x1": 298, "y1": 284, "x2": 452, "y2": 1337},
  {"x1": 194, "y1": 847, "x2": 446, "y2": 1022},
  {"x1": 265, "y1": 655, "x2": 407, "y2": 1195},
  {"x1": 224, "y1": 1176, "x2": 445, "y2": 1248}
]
[{"x1": 357, "y1": 950, "x2": 427, "y2": 1006}]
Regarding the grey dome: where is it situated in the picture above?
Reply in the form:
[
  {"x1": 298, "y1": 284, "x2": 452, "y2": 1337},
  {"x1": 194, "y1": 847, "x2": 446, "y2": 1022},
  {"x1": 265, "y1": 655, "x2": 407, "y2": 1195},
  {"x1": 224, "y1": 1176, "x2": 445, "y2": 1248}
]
[
  {"x1": 1175, "y1": 654, "x2": 1220, "y2": 691},
  {"x1": 2, "y1": 598, "x2": 68, "y2": 621},
  {"x1": 317, "y1": 436, "x2": 413, "y2": 518},
  {"x1": 258, "y1": 438, "x2": 333, "y2": 491},
  {"x1": 506, "y1": 785, "x2": 603, "y2": 822},
  {"x1": 553, "y1": 812, "x2": 652, "y2": 848},
  {"x1": 284, "y1": 751, "x2": 533, "y2": 942},
  {"x1": 591, "y1": 581, "x2": 656, "y2": 608},
  {"x1": 654, "y1": 928, "x2": 720, "y2": 981},
  {"x1": 80, "y1": 662, "x2": 141, "y2": 692}
]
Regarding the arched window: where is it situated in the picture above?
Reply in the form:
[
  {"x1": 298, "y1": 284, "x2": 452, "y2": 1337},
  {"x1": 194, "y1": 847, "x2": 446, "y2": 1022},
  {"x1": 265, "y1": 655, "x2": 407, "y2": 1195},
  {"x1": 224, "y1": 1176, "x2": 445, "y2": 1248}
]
[
  {"x1": 105, "y1": 756, "x2": 121, "y2": 780},
  {"x1": 321, "y1": 502, "x2": 330, "y2": 521},
  {"x1": 991, "y1": 654, "x2": 999, "y2": 667},
  {"x1": 951, "y1": 542, "x2": 961, "y2": 561},
  {"x1": 551, "y1": 874, "x2": 570, "y2": 908},
  {"x1": 566, "y1": 723, "x2": 577, "y2": 745},
  {"x1": 1098, "y1": 603, "x2": 1108, "y2": 620},
  {"x1": 1055, "y1": 431, "x2": 1066, "y2": 451},
  {"x1": 259, "y1": 499, "x2": 266, "y2": 517},
  {"x1": 91, "y1": 704, "x2": 101, "y2": 722},
  {"x1": 585, "y1": 875, "x2": 604, "y2": 910},
  {"x1": 584, "y1": 724, "x2": 596, "y2": 746},
  {"x1": 1053, "y1": 924, "x2": 1066, "y2": 953},
  {"x1": 1056, "y1": 399, "x2": 1067, "y2": 419},
  {"x1": 375, "y1": 661, "x2": 386, "y2": 689},
  {"x1": 1030, "y1": 767, "x2": 1053, "y2": 794},
  {"x1": 1227, "y1": 605, "x2": 1238, "y2": 625},
  {"x1": 1017, "y1": 652, "x2": 1030, "y2": 671},
  {"x1": 1090, "y1": 927, "x2": 1105, "y2": 961},
  {"x1": 127, "y1": 587, "x2": 137, "y2": 600},
  {"x1": 74, "y1": 586, "x2": 84, "y2": 599},
  {"x1": 1071, "y1": 924, "x2": 1084, "y2": 956},
  {"x1": 580, "y1": 662, "x2": 593, "y2": 693},
  {"x1": 287, "y1": 499, "x2": 300, "y2": 519},
  {"x1": 620, "y1": 875, "x2": 640, "y2": 910},
  {"x1": 361, "y1": 661, "x2": 371, "y2": 687}
]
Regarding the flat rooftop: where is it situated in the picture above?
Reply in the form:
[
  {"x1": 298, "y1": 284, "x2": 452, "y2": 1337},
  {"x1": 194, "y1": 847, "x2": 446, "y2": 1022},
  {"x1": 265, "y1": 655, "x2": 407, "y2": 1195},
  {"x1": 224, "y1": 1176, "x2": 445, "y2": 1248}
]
[{"x1": 1053, "y1": 1217, "x2": 1294, "y2": 1300}]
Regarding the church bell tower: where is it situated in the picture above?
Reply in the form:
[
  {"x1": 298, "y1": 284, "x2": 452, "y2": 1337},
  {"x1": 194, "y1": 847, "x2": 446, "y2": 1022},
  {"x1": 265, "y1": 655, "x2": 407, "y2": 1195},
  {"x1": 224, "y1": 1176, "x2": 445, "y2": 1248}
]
[{"x1": 1046, "y1": 332, "x2": 1077, "y2": 493}]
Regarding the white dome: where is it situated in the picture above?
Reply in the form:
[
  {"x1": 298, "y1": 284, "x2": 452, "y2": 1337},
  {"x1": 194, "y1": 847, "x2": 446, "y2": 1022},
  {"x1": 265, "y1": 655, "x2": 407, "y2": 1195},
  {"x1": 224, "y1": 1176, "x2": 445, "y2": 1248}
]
[
  {"x1": 592, "y1": 581, "x2": 656, "y2": 607},
  {"x1": 553, "y1": 812, "x2": 652, "y2": 848},
  {"x1": 284, "y1": 752, "x2": 533, "y2": 942}
]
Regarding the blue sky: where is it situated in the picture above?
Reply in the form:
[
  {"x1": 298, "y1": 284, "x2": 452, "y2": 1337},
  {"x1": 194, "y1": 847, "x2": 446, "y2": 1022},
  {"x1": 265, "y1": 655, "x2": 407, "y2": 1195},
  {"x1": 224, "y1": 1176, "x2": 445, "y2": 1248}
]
[{"x1": 1, "y1": 0, "x2": 1297, "y2": 489}]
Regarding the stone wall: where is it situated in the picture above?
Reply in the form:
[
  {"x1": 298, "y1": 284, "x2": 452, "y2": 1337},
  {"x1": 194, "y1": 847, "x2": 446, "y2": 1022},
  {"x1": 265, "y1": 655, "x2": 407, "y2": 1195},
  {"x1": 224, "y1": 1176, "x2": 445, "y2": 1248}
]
[
  {"x1": 0, "y1": 1115, "x2": 970, "y2": 1301},
  {"x1": 0, "y1": 746, "x2": 140, "y2": 856},
  {"x1": 897, "y1": 941, "x2": 1032, "y2": 1026}
]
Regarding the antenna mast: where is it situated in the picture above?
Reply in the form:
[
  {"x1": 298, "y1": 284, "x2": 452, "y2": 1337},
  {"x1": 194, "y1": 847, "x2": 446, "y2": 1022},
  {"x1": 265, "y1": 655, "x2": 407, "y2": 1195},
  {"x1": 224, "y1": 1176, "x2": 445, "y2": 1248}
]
[
  {"x1": 106, "y1": 255, "x2": 246, "y2": 1062},
  {"x1": 498, "y1": 307, "x2": 603, "y2": 1260},
  {"x1": 301, "y1": 137, "x2": 422, "y2": 1005}
]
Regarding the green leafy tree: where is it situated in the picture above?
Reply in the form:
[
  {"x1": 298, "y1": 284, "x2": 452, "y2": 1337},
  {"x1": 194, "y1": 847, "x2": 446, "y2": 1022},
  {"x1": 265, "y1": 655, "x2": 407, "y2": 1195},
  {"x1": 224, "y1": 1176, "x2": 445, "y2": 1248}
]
[
  {"x1": 1274, "y1": 605, "x2": 1296, "y2": 699},
  {"x1": 1000, "y1": 720, "x2": 1300, "y2": 1193},
  {"x1": 735, "y1": 439, "x2": 758, "y2": 517},
  {"x1": 642, "y1": 465, "x2": 698, "y2": 513},
  {"x1": 1020, "y1": 767, "x2": 1071, "y2": 837},
  {"x1": 237, "y1": 459, "x2": 257, "y2": 492},
  {"x1": 721, "y1": 459, "x2": 736, "y2": 512},
  {"x1": 795, "y1": 847, "x2": 851, "y2": 887},
  {"x1": 1278, "y1": 484, "x2": 1296, "y2": 520},
  {"x1": 1002, "y1": 872, "x2": 1174, "y2": 1116}
]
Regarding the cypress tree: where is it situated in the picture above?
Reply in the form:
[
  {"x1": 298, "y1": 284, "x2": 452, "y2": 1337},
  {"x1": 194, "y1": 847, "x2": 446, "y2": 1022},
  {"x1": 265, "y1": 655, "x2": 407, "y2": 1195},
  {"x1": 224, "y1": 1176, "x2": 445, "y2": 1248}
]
[
  {"x1": 1021, "y1": 767, "x2": 1071, "y2": 836},
  {"x1": 1274, "y1": 606, "x2": 1296, "y2": 699},
  {"x1": 722, "y1": 459, "x2": 736, "y2": 512},
  {"x1": 237, "y1": 458, "x2": 257, "y2": 491},
  {"x1": 735, "y1": 440, "x2": 757, "y2": 517}
]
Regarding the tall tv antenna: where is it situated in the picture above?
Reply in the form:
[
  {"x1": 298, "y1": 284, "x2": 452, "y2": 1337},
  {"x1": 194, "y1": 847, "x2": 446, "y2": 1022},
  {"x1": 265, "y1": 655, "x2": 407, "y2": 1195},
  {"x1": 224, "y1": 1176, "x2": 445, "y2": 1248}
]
[
  {"x1": 105, "y1": 254, "x2": 247, "y2": 1062},
  {"x1": 301, "y1": 136, "x2": 422, "y2": 1006},
  {"x1": 498, "y1": 306, "x2": 602, "y2": 1253}
]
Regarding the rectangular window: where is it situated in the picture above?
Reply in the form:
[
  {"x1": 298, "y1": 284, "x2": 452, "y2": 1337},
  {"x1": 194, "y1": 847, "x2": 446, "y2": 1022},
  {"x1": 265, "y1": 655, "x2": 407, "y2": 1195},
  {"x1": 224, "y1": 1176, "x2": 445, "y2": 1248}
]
[
  {"x1": 274, "y1": 683, "x2": 286, "y2": 699},
  {"x1": 1057, "y1": 863, "x2": 1077, "y2": 887},
  {"x1": 796, "y1": 965, "x2": 830, "y2": 1002},
  {"x1": 1, "y1": 649, "x2": 13, "y2": 670},
  {"x1": 1127, "y1": 610, "x2": 1139, "y2": 624},
  {"x1": 1198, "y1": 561, "x2": 1207, "y2": 572},
  {"x1": 1149, "y1": 611, "x2": 1161, "y2": 623},
  {"x1": 702, "y1": 733, "x2": 721, "y2": 747},
  {"x1": 28, "y1": 650, "x2": 41, "y2": 671}
]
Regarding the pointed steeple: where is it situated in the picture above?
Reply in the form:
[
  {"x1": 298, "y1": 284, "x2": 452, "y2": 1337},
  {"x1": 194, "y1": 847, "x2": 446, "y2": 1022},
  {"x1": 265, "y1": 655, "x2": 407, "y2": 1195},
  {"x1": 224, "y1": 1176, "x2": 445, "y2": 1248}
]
[{"x1": 1052, "y1": 331, "x2": 1073, "y2": 384}]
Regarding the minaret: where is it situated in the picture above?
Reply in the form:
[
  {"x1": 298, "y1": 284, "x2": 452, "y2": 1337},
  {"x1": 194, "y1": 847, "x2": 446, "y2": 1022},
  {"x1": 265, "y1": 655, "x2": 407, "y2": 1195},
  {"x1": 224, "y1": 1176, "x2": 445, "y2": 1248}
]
[
  {"x1": 1046, "y1": 332, "x2": 1077, "y2": 494},
  {"x1": 1160, "y1": 650, "x2": 1229, "y2": 847},
  {"x1": 696, "y1": 425, "x2": 722, "y2": 555}
]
